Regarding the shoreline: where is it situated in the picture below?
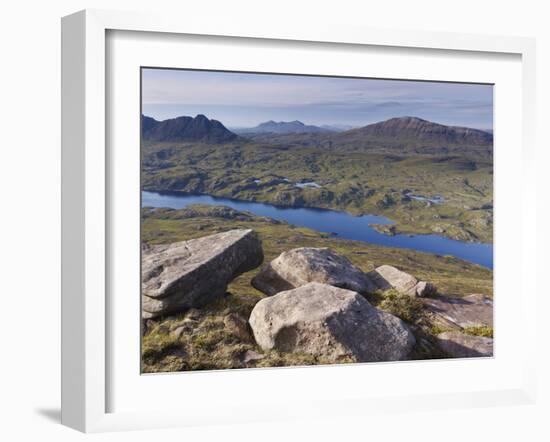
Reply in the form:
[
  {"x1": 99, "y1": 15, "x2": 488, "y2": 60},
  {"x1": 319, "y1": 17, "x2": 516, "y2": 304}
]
[
  {"x1": 142, "y1": 187, "x2": 493, "y2": 246},
  {"x1": 141, "y1": 190, "x2": 494, "y2": 269}
]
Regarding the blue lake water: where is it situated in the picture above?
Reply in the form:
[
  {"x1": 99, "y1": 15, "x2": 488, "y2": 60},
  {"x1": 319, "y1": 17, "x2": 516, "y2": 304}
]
[{"x1": 142, "y1": 191, "x2": 493, "y2": 269}]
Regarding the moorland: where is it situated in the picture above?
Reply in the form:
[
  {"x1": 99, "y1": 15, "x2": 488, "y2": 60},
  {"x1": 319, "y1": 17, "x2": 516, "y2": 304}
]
[
  {"x1": 140, "y1": 114, "x2": 494, "y2": 372},
  {"x1": 141, "y1": 205, "x2": 493, "y2": 372}
]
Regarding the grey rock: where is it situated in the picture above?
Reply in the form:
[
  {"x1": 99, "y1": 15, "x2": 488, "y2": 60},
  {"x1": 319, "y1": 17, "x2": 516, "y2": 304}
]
[
  {"x1": 169, "y1": 318, "x2": 198, "y2": 337},
  {"x1": 171, "y1": 326, "x2": 187, "y2": 338},
  {"x1": 437, "y1": 331, "x2": 493, "y2": 358},
  {"x1": 142, "y1": 229, "x2": 263, "y2": 318},
  {"x1": 249, "y1": 282, "x2": 415, "y2": 362},
  {"x1": 368, "y1": 265, "x2": 436, "y2": 297},
  {"x1": 415, "y1": 281, "x2": 437, "y2": 297},
  {"x1": 422, "y1": 294, "x2": 493, "y2": 329},
  {"x1": 241, "y1": 350, "x2": 265, "y2": 364},
  {"x1": 368, "y1": 265, "x2": 418, "y2": 295},
  {"x1": 251, "y1": 247, "x2": 376, "y2": 296},
  {"x1": 224, "y1": 313, "x2": 252, "y2": 342}
]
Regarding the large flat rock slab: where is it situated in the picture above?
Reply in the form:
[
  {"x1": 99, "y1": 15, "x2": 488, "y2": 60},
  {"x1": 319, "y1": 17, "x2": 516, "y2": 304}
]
[
  {"x1": 142, "y1": 229, "x2": 263, "y2": 318},
  {"x1": 436, "y1": 331, "x2": 493, "y2": 358},
  {"x1": 249, "y1": 282, "x2": 415, "y2": 362},
  {"x1": 251, "y1": 247, "x2": 376, "y2": 295},
  {"x1": 422, "y1": 294, "x2": 493, "y2": 329}
]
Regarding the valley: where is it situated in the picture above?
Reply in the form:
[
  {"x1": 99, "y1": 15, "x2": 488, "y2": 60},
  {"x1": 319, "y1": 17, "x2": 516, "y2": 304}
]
[{"x1": 141, "y1": 116, "x2": 493, "y2": 244}]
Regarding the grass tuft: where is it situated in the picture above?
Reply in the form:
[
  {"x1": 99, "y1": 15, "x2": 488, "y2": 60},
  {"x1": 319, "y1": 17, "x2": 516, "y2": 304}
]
[
  {"x1": 463, "y1": 326, "x2": 493, "y2": 338},
  {"x1": 375, "y1": 289, "x2": 424, "y2": 324}
]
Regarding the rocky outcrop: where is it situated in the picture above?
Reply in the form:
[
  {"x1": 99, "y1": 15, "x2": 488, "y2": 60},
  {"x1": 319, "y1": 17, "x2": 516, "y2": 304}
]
[
  {"x1": 141, "y1": 229, "x2": 263, "y2": 318},
  {"x1": 436, "y1": 331, "x2": 493, "y2": 358},
  {"x1": 422, "y1": 294, "x2": 493, "y2": 330},
  {"x1": 249, "y1": 282, "x2": 416, "y2": 362},
  {"x1": 368, "y1": 265, "x2": 436, "y2": 297},
  {"x1": 251, "y1": 247, "x2": 377, "y2": 295}
]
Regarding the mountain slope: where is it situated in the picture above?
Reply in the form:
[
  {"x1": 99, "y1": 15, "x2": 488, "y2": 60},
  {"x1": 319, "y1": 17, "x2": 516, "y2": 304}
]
[
  {"x1": 142, "y1": 114, "x2": 238, "y2": 143},
  {"x1": 338, "y1": 116, "x2": 493, "y2": 146},
  {"x1": 237, "y1": 120, "x2": 333, "y2": 135}
]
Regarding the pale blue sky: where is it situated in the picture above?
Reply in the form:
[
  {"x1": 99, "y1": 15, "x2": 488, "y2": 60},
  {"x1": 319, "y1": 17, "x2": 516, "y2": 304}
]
[{"x1": 142, "y1": 68, "x2": 493, "y2": 130}]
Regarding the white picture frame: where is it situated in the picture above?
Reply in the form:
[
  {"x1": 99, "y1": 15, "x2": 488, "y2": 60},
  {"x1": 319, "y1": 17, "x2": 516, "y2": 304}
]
[{"x1": 61, "y1": 9, "x2": 538, "y2": 433}]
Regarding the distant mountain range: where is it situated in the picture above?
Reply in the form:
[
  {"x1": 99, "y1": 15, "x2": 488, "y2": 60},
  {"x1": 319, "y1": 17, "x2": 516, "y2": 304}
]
[
  {"x1": 320, "y1": 124, "x2": 355, "y2": 132},
  {"x1": 234, "y1": 120, "x2": 333, "y2": 135},
  {"x1": 141, "y1": 114, "x2": 238, "y2": 143},
  {"x1": 141, "y1": 114, "x2": 492, "y2": 152}
]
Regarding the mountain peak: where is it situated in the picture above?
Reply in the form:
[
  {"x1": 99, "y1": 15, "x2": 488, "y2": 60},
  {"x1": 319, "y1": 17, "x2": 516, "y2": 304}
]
[
  {"x1": 350, "y1": 116, "x2": 492, "y2": 145},
  {"x1": 389, "y1": 116, "x2": 427, "y2": 123},
  {"x1": 141, "y1": 114, "x2": 238, "y2": 143}
]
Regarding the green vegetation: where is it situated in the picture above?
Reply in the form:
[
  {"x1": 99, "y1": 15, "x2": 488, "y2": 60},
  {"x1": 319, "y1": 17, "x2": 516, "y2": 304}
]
[
  {"x1": 141, "y1": 205, "x2": 493, "y2": 373},
  {"x1": 463, "y1": 326, "x2": 494, "y2": 338},
  {"x1": 368, "y1": 289, "x2": 425, "y2": 324},
  {"x1": 142, "y1": 141, "x2": 493, "y2": 243},
  {"x1": 142, "y1": 206, "x2": 493, "y2": 298}
]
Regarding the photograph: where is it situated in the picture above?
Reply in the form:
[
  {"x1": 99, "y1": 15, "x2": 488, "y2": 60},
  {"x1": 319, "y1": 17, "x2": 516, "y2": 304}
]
[{"x1": 140, "y1": 68, "x2": 494, "y2": 373}]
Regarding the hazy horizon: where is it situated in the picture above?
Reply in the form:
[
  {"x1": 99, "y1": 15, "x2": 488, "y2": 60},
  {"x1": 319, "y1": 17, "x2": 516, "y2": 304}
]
[{"x1": 142, "y1": 68, "x2": 494, "y2": 131}]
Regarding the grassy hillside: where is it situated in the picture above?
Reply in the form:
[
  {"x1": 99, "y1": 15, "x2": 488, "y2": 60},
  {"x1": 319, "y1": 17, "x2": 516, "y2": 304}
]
[
  {"x1": 142, "y1": 206, "x2": 493, "y2": 297},
  {"x1": 142, "y1": 141, "x2": 493, "y2": 243},
  {"x1": 141, "y1": 206, "x2": 493, "y2": 373}
]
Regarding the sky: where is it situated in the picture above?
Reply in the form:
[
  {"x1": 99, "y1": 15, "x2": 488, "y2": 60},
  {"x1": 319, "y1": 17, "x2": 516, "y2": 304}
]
[{"x1": 141, "y1": 68, "x2": 493, "y2": 130}]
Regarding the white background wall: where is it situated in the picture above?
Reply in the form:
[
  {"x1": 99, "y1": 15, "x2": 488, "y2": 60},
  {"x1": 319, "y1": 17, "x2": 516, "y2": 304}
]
[{"x1": 0, "y1": 1, "x2": 548, "y2": 440}]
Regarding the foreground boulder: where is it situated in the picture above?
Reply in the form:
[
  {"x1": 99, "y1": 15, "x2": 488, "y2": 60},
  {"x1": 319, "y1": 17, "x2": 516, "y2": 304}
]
[
  {"x1": 249, "y1": 282, "x2": 415, "y2": 362},
  {"x1": 436, "y1": 331, "x2": 493, "y2": 358},
  {"x1": 368, "y1": 265, "x2": 436, "y2": 297},
  {"x1": 251, "y1": 247, "x2": 377, "y2": 295},
  {"x1": 422, "y1": 294, "x2": 493, "y2": 330},
  {"x1": 142, "y1": 229, "x2": 263, "y2": 318}
]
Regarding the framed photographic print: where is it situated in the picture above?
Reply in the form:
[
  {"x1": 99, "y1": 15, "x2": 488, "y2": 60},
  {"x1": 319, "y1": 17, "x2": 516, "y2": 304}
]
[{"x1": 61, "y1": 9, "x2": 538, "y2": 432}]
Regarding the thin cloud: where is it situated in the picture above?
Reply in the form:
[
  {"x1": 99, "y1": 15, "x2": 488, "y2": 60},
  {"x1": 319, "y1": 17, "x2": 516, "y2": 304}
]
[{"x1": 141, "y1": 68, "x2": 493, "y2": 129}]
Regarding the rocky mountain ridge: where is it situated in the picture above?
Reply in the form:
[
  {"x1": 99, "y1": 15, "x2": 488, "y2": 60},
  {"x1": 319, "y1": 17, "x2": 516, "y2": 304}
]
[
  {"x1": 141, "y1": 114, "x2": 238, "y2": 143},
  {"x1": 142, "y1": 114, "x2": 493, "y2": 151},
  {"x1": 339, "y1": 116, "x2": 493, "y2": 146}
]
